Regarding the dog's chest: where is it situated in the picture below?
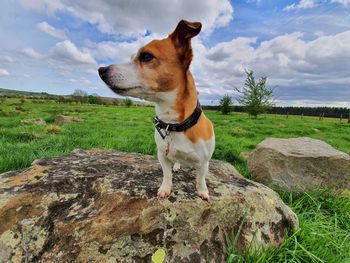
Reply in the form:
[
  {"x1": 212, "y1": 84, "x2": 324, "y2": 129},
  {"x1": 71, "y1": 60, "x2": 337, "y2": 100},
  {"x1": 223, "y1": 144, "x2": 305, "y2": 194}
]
[{"x1": 155, "y1": 131, "x2": 201, "y2": 165}]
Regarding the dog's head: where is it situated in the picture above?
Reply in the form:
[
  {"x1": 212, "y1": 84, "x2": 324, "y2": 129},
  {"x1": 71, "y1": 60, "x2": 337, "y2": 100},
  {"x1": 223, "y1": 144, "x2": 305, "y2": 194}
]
[{"x1": 98, "y1": 20, "x2": 201, "y2": 102}]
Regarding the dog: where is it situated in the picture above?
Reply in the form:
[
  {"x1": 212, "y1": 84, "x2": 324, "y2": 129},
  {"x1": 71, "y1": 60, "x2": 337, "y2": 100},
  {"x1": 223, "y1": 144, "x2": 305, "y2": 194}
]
[{"x1": 98, "y1": 20, "x2": 215, "y2": 200}]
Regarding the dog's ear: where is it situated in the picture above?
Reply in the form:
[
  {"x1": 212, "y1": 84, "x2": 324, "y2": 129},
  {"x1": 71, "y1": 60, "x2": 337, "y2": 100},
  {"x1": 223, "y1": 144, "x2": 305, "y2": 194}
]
[{"x1": 169, "y1": 20, "x2": 202, "y2": 70}]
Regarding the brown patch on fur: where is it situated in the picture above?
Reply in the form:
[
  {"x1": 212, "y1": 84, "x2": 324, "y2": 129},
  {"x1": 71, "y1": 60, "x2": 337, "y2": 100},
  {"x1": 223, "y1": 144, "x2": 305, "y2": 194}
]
[
  {"x1": 185, "y1": 114, "x2": 214, "y2": 143},
  {"x1": 135, "y1": 38, "x2": 184, "y2": 93},
  {"x1": 174, "y1": 71, "x2": 214, "y2": 143}
]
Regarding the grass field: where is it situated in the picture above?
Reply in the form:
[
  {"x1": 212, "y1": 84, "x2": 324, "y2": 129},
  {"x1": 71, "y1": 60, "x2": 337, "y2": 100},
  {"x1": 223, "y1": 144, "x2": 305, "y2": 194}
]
[{"x1": 1, "y1": 98, "x2": 350, "y2": 262}]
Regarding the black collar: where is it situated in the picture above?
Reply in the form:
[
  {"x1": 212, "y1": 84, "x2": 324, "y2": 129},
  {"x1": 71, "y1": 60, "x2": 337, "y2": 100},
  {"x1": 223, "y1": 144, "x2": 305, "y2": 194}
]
[{"x1": 154, "y1": 100, "x2": 202, "y2": 139}]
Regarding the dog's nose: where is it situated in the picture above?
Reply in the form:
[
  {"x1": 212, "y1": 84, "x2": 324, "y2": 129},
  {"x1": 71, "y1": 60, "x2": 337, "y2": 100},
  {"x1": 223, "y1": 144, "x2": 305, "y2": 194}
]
[{"x1": 98, "y1": 66, "x2": 108, "y2": 76}]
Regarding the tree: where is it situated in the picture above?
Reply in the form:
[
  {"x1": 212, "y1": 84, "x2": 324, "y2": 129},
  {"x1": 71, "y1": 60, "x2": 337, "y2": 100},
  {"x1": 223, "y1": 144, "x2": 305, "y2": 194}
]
[
  {"x1": 235, "y1": 70, "x2": 274, "y2": 118},
  {"x1": 219, "y1": 95, "x2": 233, "y2": 115},
  {"x1": 87, "y1": 95, "x2": 98, "y2": 104},
  {"x1": 72, "y1": 89, "x2": 88, "y2": 104}
]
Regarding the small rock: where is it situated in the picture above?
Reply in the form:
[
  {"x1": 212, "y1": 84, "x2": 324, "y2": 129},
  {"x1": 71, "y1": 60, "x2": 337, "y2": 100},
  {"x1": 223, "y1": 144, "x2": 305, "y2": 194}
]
[
  {"x1": 54, "y1": 115, "x2": 82, "y2": 125},
  {"x1": 248, "y1": 137, "x2": 350, "y2": 191},
  {"x1": 273, "y1": 123, "x2": 286, "y2": 127},
  {"x1": 21, "y1": 118, "x2": 46, "y2": 125}
]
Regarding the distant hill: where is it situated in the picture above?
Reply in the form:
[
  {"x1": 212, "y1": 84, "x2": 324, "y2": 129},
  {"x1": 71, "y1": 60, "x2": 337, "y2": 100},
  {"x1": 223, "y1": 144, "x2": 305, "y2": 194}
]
[
  {"x1": 0, "y1": 88, "x2": 57, "y2": 98},
  {"x1": 0, "y1": 88, "x2": 151, "y2": 106}
]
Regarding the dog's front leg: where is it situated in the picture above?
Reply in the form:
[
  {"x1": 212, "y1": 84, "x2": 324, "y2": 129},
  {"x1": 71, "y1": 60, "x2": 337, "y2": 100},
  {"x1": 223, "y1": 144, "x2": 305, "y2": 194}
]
[
  {"x1": 157, "y1": 151, "x2": 173, "y2": 198},
  {"x1": 196, "y1": 161, "x2": 209, "y2": 201}
]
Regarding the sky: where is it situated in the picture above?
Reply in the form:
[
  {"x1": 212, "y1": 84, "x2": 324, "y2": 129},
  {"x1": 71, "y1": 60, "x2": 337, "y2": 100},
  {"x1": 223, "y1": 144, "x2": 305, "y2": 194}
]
[{"x1": 0, "y1": 0, "x2": 349, "y2": 107}]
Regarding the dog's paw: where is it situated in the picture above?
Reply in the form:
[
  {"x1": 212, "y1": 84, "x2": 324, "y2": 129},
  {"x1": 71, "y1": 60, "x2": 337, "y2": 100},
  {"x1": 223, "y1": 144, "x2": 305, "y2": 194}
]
[
  {"x1": 157, "y1": 185, "x2": 172, "y2": 198},
  {"x1": 172, "y1": 162, "x2": 181, "y2": 172},
  {"x1": 197, "y1": 190, "x2": 210, "y2": 201},
  {"x1": 196, "y1": 184, "x2": 210, "y2": 201}
]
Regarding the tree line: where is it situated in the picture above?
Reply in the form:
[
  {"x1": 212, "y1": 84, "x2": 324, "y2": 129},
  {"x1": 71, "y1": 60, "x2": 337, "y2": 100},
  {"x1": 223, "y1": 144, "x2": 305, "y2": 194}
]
[{"x1": 204, "y1": 105, "x2": 350, "y2": 119}]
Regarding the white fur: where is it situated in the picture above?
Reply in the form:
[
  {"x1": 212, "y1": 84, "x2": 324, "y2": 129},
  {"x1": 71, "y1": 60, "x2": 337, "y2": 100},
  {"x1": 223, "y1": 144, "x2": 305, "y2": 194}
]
[
  {"x1": 153, "y1": 93, "x2": 215, "y2": 199},
  {"x1": 108, "y1": 63, "x2": 143, "y2": 89}
]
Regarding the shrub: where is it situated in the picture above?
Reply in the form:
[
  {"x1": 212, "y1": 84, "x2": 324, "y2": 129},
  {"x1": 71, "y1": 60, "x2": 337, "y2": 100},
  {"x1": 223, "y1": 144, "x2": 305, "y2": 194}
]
[
  {"x1": 219, "y1": 95, "x2": 233, "y2": 115},
  {"x1": 123, "y1": 98, "x2": 134, "y2": 107},
  {"x1": 45, "y1": 125, "x2": 62, "y2": 134}
]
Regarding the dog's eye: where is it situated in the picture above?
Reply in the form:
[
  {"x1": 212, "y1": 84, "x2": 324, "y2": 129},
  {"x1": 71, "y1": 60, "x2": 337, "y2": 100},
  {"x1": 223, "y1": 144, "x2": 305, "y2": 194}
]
[{"x1": 139, "y1": 52, "x2": 154, "y2": 62}]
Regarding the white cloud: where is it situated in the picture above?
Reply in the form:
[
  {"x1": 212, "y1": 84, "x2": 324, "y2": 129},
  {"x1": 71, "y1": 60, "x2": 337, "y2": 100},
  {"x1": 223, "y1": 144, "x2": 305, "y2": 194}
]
[
  {"x1": 284, "y1": 0, "x2": 350, "y2": 11},
  {"x1": 17, "y1": 0, "x2": 233, "y2": 36},
  {"x1": 21, "y1": 41, "x2": 96, "y2": 66},
  {"x1": 331, "y1": 0, "x2": 350, "y2": 5},
  {"x1": 36, "y1": 21, "x2": 67, "y2": 39},
  {"x1": 188, "y1": 30, "x2": 350, "y2": 105},
  {"x1": 84, "y1": 33, "x2": 162, "y2": 62},
  {"x1": 314, "y1": 30, "x2": 325, "y2": 37},
  {"x1": 17, "y1": 0, "x2": 65, "y2": 15},
  {"x1": 246, "y1": 0, "x2": 262, "y2": 4},
  {"x1": 49, "y1": 40, "x2": 96, "y2": 65},
  {"x1": 0, "y1": 68, "x2": 10, "y2": 76},
  {"x1": 69, "y1": 77, "x2": 91, "y2": 84},
  {"x1": 21, "y1": 48, "x2": 44, "y2": 59},
  {"x1": 0, "y1": 56, "x2": 14, "y2": 63},
  {"x1": 284, "y1": 0, "x2": 317, "y2": 11}
]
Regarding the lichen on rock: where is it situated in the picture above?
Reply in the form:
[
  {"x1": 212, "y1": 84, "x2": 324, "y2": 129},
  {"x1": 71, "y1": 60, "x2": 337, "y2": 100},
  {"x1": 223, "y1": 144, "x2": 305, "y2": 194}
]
[{"x1": 0, "y1": 149, "x2": 298, "y2": 262}]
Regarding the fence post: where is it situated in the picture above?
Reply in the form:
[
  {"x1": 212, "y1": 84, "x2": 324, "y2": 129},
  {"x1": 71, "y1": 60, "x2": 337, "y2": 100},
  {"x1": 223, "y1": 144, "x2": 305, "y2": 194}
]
[
  {"x1": 286, "y1": 112, "x2": 289, "y2": 119},
  {"x1": 340, "y1": 114, "x2": 342, "y2": 123},
  {"x1": 348, "y1": 112, "x2": 350, "y2": 124},
  {"x1": 319, "y1": 113, "x2": 322, "y2": 121},
  {"x1": 301, "y1": 113, "x2": 303, "y2": 120}
]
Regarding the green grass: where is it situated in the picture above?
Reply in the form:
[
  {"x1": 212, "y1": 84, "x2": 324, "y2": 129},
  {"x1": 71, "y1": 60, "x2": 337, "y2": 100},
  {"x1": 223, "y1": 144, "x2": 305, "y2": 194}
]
[
  {"x1": 227, "y1": 189, "x2": 350, "y2": 263},
  {"x1": 0, "y1": 98, "x2": 349, "y2": 262}
]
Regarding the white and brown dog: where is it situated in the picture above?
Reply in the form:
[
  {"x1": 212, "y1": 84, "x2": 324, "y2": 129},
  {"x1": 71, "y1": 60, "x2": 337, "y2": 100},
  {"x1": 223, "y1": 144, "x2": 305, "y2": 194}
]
[{"x1": 98, "y1": 20, "x2": 215, "y2": 200}]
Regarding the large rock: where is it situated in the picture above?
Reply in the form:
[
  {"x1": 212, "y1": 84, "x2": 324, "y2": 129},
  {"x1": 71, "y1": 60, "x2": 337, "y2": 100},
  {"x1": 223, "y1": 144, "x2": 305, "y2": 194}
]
[
  {"x1": 0, "y1": 149, "x2": 298, "y2": 263},
  {"x1": 248, "y1": 137, "x2": 350, "y2": 191}
]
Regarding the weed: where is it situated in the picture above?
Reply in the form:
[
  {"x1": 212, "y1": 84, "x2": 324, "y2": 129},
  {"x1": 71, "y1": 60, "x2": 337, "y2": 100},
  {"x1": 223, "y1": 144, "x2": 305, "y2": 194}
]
[{"x1": 45, "y1": 125, "x2": 62, "y2": 134}]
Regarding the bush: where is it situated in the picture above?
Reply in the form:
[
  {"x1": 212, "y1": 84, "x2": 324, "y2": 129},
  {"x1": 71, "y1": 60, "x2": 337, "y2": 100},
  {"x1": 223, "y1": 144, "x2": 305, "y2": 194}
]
[
  {"x1": 123, "y1": 98, "x2": 134, "y2": 107},
  {"x1": 45, "y1": 125, "x2": 62, "y2": 134},
  {"x1": 219, "y1": 95, "x2": 233, "y2": 115}
]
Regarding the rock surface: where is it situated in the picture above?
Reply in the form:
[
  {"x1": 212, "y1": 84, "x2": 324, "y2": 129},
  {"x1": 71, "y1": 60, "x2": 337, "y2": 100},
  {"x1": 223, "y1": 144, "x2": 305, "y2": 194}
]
[
  {"x1": 248, "y1": 137, "x2": 350, "y2": 191},
  {"x1": 0, "y1": 149, "x2": 298, "y2": 263},
  {"x1": 54, "y1": 115, "x2": 82, "y2": 125}
]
